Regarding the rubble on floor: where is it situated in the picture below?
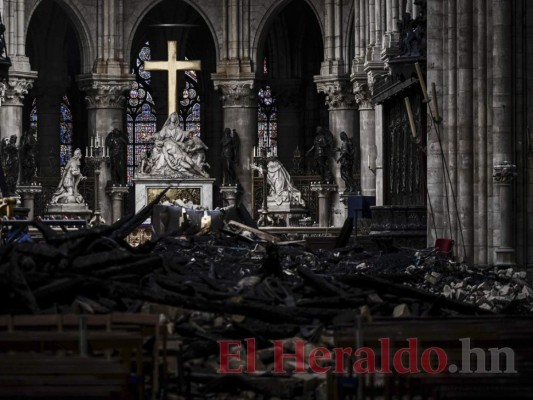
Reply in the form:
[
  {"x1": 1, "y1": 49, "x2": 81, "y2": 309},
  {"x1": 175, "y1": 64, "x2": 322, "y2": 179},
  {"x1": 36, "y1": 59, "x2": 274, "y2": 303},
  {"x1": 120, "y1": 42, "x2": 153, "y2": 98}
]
[{"x1": 0, "y1": 196, "x2": 532, "y2": 399}]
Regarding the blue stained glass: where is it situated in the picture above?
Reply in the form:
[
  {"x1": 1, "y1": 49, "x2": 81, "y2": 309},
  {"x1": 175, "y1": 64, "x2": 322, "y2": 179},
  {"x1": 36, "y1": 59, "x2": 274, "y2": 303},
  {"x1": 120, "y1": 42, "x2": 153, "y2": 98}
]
[
  {"x1": 59, "y1": 96, "x2": 73, "y2": 169},
  {"x1": 126, "y1": 41, "x2": 157, "y2": 184}
]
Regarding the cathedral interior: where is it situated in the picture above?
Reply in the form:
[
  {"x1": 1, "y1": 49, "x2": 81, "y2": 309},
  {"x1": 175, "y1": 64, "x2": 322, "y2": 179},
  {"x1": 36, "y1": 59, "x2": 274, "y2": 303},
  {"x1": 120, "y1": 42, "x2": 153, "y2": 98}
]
[{"x1": 0, "y1": 0, "x2": 532, "y2": 399}]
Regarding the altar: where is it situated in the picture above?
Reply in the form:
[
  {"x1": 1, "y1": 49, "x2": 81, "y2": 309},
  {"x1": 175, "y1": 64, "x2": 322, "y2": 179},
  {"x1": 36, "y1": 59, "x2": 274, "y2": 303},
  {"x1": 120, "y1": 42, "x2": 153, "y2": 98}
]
[{"x1": 134, "y1": 177, "x2": 215, "y2": 213}]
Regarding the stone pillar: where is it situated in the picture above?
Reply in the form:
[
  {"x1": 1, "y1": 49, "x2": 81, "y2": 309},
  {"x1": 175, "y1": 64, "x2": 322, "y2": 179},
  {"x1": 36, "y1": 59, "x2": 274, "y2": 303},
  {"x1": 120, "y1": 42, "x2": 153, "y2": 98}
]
[
  {"x1": 493, "y1": 162, "x2": 516, "y2": 266},
  {"x1": 220, "y1": 184, "x2": 239, "y2": 207},
  {"x1": 492, "y1": 0, "x2": 515, "y2": 266},
  {"x1": 77, "y1": 75, "x2": 133, "y2": 224},
  {"x1": 311, "y1": 183, "x2": 338, "y2": 227},
  {"x1": 106, "y1": 185, "x2": 129, "y2": 223},
  {"x1": 213, "y1": 80, "x2": 257, "y2": 212},
  {"x1": 16, "y1": 185, "x2": 42, "y2": 219},
  {"x1": 315, "y1": 77, "x2": 357, "y2": 227},
  {"x1": 0, "y1": 73, "x2": 36, "y2": 142},
  {"x1": 426, "y1": 0, "x2": 446, "y2": 244},
  {"x1": 354, "y1": 82, "x2": 376, "y2": 198}
]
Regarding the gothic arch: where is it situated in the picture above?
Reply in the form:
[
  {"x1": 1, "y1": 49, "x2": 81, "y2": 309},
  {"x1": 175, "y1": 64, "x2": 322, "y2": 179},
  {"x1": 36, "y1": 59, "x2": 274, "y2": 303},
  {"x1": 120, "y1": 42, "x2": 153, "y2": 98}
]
[
  {"x1": 124, "y1": 0, "x2": 220, "y2": 68},
  {"x1": 25, "y1": 0, "x2": 94, "y2": 73},
  {"x1": 252, "y1": 0, "x2": 324, "y2": 69}
]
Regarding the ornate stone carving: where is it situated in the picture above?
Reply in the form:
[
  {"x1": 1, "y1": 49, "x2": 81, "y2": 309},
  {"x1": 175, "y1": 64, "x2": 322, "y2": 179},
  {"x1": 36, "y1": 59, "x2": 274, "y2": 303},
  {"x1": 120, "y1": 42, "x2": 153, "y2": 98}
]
[
  {"x1": 493, "y1": 161, "x2": 517, "y2": 183},
  {"x1": 1, "y1": 75, "x2": 35, "y2": 106},
  {"x1": 77, "y1": 75, "x2": 133, "y2": 109},
  {"x1": 315, "y1": 78, "x2": 356, "y2": 110},
  {"x1": 353, "y1": 81, "x2": 373, "y2": 109},
  {"x1": 214, "y1": 81, "x2": 256, "y2": 108},
  {"x1": 137, "y1": 112, "x2": 210, "y2": 179}
]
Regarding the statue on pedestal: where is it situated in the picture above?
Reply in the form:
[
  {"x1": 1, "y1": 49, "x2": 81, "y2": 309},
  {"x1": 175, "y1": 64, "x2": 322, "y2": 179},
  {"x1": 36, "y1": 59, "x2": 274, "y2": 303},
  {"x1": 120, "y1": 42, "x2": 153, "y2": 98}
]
[
  {"x1": 19, "y1": 128, "x2": 38, "y2": 185},
  {"x1": 221, "y1": 128, "x2": 239, "y2": 185},
  {"x1": 137, "y1": 112, "x2": 209, "y2": 178},
  {"x1": 50, "y1": 148, "x2": 86, "y2": 204},
  {"x1": 1, "y1": 135, "x2": 19, "y2": 194},
  {"x1": 337, "y1": 131, "x2": 358, "y2": 193},
  {"x1": 105, "y1": 128, "x2": 128, "y2": 186},
  {"x1": 252, "y1": 158, "x2": 305, "y2": 207},
  {"x1": 307, "y1": 126, "x2": 334, "y2": 184}
]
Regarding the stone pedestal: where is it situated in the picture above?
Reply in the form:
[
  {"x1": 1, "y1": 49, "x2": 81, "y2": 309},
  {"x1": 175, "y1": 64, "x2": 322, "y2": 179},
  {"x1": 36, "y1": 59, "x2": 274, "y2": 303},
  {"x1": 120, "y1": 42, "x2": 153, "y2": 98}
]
[
  {"x1": 267, "y1": 200, "x2": 308, "y2": 227},
  {"x1": 134, "y1": 178, "x2": 215, "y2": 222},
  {"x1": 106, "y1": 185, "x2": 129, "y2": 223},
  {"x1": 45, "y1": 203, "x2": 92, "y2": 220},
  {"x1": 310, "y1": 183, "x2": 338, "y2": 227},
  {"x1": 220, "y1": 184, "x2": 239, "y2": 207},
  {"x1": 16, "y1": 185, "x2": 42, "y2": 219}
]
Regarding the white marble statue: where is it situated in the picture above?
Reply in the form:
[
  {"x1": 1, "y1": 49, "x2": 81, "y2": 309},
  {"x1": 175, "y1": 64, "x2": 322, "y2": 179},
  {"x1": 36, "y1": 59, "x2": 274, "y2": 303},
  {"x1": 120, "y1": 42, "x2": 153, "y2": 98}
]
[
  {"x1": 252, "y1": 158, "x2": 305, "y2": 207},
  {"x1": 137, "y1": 112, "x2": 210, "y2": 178},
  {"x1": 50, "y1": 148, "x2": 87, "y2": 204}
]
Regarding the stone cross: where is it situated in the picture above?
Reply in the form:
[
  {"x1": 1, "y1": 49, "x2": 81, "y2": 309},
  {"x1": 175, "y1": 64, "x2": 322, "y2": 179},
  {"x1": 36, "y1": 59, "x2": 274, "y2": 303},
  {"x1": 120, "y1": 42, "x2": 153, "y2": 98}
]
[{"x1": 144, "y1": 40, "x2": 201, "y2": 115}]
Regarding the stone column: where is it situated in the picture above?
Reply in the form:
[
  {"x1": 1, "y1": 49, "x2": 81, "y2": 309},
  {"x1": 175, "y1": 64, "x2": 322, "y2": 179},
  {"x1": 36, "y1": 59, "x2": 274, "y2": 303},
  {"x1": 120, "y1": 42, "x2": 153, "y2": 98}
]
[
  {"x1": 311, "y1": 183, "x2": 338, "y2": 227},
  {"x1": 492, "y1": 0, "x2": 515, "y2": 266},
  {"x1": 426, "y1": 0, "x2": 446, "y2": 244},
  {"x1": 106, "y1": 185, "x2": 129, "y2": 223},
  {"x1": 16, "y1": 185, "x2": 42, "y2": 219},
  {"x1": 77, "y1": 74, "x2": 133, "y2": 224},
  {"x1": 213, "y1": 80, "x2": 257, "y2": 212},
  {"x1": 315, "y1": 77, "x2": 357, "y2": 226},
  {"x1": 354, "y1": 83, "x2": 376, "y2": 198},
  {"x1": 0, "y1": 73, "x2": 36, "y2": 142}
]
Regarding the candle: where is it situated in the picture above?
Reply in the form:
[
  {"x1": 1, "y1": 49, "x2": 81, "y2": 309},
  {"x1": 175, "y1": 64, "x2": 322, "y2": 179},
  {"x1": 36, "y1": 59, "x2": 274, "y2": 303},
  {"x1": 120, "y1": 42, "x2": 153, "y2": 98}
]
[
  {"x1": 414, "y1": 62, "x2": 429, "y2": 103},
  {"x1": 86, "y1": 147, "x2": 88, "y2": 158},
  {"x1": 404, "y1": 97, "x2": 418, "y2": 139}
]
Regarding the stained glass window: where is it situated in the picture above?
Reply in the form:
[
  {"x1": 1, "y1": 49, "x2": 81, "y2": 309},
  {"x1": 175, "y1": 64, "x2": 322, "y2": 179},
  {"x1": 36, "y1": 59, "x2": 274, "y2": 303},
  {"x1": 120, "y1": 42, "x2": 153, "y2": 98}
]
[
  {"x1": 59, "y1": 95, "x2": 73, "y2": 171},
  {"x1": 30, "y1": 98, "x2": 38, "y2": 131},
  {"x1": 179, "y1": 58, "x2": 201, "y2": 137},
  {"x1": 258, "y1": 86, "x2": 277, "y2": 154},
  {"x1": 127, "y1": 41, "x2": 157, "y2": 183},
  {"x1": 28, "y1": 96, "x2": 73, "y2": 175}
]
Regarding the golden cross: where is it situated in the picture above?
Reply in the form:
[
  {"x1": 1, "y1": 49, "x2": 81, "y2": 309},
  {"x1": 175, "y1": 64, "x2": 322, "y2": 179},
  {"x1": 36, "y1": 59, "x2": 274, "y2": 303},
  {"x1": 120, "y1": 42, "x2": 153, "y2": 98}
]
[{"x1": 143, "y1": 41, "x2": 202, "y2": 116}]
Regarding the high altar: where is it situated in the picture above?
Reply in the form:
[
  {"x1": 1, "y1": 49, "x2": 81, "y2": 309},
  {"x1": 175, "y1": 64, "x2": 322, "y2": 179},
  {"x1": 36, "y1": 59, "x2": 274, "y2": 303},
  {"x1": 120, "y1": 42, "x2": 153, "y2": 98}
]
[{"x1": 133, "y1": 41, "x2": 215, "y2": 214}]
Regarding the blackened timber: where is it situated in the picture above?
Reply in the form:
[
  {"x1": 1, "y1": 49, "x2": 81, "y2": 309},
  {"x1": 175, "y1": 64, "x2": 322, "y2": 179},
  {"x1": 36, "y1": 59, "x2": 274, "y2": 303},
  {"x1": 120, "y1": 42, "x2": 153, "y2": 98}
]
[{"x1": 297, "y1": 265, "x2": 350, "y2": 297}]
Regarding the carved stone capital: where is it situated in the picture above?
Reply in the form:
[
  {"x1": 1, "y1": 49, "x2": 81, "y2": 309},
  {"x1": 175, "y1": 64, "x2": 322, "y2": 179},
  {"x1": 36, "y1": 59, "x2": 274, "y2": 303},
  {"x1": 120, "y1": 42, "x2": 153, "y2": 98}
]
[
  {"x1": 77, "y1": 74, "x2": 134, "y2": 109},
  {"x1": 353, "y1": 81, "x2": 374, "y2": 110},
  {"x1": 213, "y1": 80, "x2": 257, "y2": 108},
  {"x1": 106, "y1": 185, "x2": 130, "y2": 200},
  {"x1": 493, "y1": 161, "x2": 517, "y2": 183},
  {"x1": 1, "y1": 72, "x2": 37, "y2": 106},
  {"x1": 314, "y1": 76, "x2": 356, "y2": 110}
]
